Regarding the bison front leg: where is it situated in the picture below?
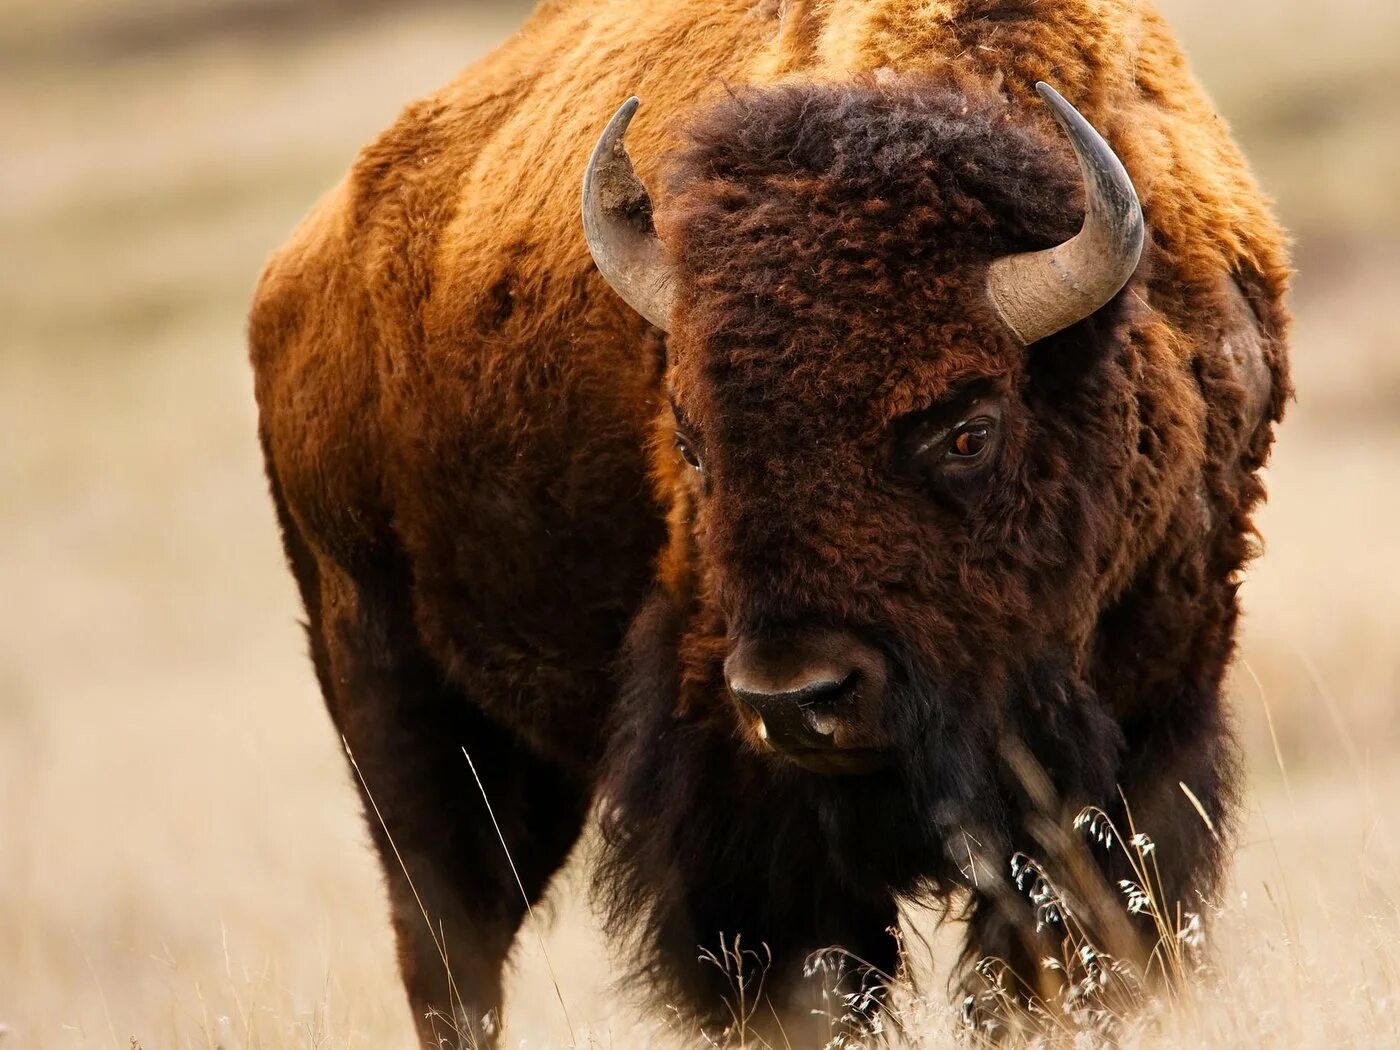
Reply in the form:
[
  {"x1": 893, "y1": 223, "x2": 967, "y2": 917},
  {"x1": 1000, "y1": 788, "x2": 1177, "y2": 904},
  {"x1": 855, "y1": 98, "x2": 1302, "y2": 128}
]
[
  {"x1": 650, "y1": 879, "x2": 900, "y2": 1047},
  {"x1": 956, "y1": 706, "x2": 1238, "y2": 1033},
  {"x1": 598, "y1": 748, "x2": 900, "y2": 1044},
  {"x1": 1110, "y1": 702, "x2": 1238, "y2": 936},
  {"x1": 305, "y1": 555, "x2": 588, "y2": 1048}
]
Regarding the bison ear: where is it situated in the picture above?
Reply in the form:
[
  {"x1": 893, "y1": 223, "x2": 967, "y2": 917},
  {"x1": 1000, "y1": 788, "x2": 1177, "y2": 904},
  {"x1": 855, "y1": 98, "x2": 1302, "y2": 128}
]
[
  {"x1": 581, "y1": 98, "x2": 677, "y2": 332},
  {"x1": 1216, "y1": 273, "x2": 1277, "y2": 439},
  {"x1": 986, "y1": 83, "x2": 1145, "y2": 346}
]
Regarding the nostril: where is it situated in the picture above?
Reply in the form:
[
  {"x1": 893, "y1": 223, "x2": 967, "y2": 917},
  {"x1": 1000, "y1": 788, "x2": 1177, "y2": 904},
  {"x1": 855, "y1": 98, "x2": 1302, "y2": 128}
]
[
  {"x1": 727, "y1": 673, "x2": 852, "y2": 716},
  {"x1": 788, "y1": 672, "x2": 858, "y2": 710}
]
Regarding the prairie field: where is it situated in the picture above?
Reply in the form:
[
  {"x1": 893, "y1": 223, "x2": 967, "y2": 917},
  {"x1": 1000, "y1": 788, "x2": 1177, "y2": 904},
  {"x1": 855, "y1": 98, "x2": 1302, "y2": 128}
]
[{"x1": 1, "y1": 1, "x2": 1398, "y2": 1046}]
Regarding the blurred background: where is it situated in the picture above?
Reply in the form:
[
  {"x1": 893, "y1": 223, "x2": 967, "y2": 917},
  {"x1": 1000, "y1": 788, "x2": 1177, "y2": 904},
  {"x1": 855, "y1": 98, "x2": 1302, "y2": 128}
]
[{"x1": 2, "y1": 1, "x2": 1397, "y2": 1046}]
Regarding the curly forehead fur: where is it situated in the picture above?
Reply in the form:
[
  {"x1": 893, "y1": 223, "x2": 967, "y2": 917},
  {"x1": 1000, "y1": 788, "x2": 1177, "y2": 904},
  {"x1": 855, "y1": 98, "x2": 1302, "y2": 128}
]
[
  {"x1": 661, "y1": 76, "x2": 1082, "y2": 401},
  {"x1": 666, "y1": 73, "x2": 1082, "y2": 284}
]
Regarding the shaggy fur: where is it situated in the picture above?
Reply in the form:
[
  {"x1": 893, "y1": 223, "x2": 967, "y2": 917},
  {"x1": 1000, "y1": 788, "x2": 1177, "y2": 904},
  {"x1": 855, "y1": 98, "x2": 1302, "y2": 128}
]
[{"x1": 249, "y1": 0, "x2": 1289, "y2": 1045}]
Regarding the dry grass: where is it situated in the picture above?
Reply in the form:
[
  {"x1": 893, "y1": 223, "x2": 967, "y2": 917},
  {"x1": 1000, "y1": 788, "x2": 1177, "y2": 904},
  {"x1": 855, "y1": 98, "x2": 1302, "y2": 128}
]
[{"x1": 1, "y1": 1, "x2": 1397, "y2": 1046}]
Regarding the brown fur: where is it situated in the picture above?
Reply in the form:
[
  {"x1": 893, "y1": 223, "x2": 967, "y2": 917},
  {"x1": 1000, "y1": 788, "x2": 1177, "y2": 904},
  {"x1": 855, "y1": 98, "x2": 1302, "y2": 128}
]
[{"x1": 250, "y1": 0, "x2": 1289, "y2": 1044}]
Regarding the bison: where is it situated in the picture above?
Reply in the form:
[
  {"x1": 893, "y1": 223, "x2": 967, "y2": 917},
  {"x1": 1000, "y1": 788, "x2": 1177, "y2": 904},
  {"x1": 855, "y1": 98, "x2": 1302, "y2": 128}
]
[{"x1": 249, "y1": 0, "x2": 1289, "y2": 1045}]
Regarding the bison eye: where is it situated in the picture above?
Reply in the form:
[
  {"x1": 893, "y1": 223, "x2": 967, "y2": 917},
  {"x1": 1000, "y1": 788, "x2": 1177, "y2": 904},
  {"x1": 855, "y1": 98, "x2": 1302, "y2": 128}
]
[
  {"x1": 948, "y1": 422, "x2": 991, "y2": 460},
  {"x1": 674, "y1": 431, "x2": 703, "y2": 472},
  {"x1": 900, "y1": 395, "x2": 1005, "y2": 496}
]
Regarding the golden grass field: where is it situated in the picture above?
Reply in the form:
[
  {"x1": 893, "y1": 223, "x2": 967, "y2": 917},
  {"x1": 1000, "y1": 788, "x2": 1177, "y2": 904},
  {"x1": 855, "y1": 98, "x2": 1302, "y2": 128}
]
[{"x1": 2, "y1": 1, "x2": 1398, "y2": 1045}]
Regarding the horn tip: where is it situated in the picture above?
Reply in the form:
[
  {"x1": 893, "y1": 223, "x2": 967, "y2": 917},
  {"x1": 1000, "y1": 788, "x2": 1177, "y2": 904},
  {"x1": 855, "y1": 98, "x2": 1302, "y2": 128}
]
[
  {"x1": 612, "y1": 97, "x2": 642, "y2": 128},
  {"x1": 606, "y1": 97, "x2": 643, "y2": 143},
  {"x1": 603, "y1": 97, "x2": 642, "y2": 139}
]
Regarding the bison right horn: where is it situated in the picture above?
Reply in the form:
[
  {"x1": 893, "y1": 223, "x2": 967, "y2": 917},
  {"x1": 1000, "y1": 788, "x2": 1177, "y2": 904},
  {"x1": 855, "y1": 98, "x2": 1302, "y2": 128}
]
[
  {"x1": 582, "y1": 98, "x2": 677, "y2": 332},
  {"x1": 986, "y1": 83, "x2": 1145, "y2": 345}
]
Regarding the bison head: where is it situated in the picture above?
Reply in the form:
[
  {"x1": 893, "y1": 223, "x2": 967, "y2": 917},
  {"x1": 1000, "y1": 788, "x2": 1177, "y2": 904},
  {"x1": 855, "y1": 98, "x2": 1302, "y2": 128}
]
[
  {"x1": 578, "y1": 75, "x2": 1277, "y2": 902},
  {"x1": 579, "y1": 73, "x2": 1284, "y2": 1022}
]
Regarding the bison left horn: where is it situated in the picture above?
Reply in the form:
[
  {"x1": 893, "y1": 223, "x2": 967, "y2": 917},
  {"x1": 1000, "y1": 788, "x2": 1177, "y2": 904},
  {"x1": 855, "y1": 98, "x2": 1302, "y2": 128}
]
[
  {"x1": 986, "y1": 83, "x2": 1146, "y2": 345},
  {"x1": 582, "y1": 97, "x2": 677, "y2": 332}
]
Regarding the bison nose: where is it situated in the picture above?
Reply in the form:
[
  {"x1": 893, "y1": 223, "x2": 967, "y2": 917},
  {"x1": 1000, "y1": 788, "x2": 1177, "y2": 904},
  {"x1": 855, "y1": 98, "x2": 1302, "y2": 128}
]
[
  {"x1": 727, "y1": 673, "x2": 853, "y2": 752},
  {"x1": 723, "y1": 631, "x2": 886, "y2": 754}
]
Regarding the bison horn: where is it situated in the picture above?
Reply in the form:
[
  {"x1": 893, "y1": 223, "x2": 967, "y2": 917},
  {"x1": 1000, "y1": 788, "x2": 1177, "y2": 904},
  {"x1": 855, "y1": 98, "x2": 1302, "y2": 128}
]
[
  {"x1": 987, "y1": 83, "x2": 1145, "y2": 345},
  {"x1": 582, "y1": 98, "x2": 677, "y2": 332}
]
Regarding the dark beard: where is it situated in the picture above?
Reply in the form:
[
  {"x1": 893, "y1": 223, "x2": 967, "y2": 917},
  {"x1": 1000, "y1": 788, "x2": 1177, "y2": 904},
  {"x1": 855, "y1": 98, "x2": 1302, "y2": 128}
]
[{"x1": 592, "y1": 588, "x2": 1126, "y2": 1019}]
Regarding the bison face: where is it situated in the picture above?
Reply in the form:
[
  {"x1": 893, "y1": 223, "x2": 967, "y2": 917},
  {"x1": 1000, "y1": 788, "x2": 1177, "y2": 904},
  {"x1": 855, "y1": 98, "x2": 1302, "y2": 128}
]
[
  {"x1": 657, "y1": 313, "x2": 1141, "y2": 781},
  {"x1": 584, "y1": 77, "x2": 1202, "y2": 791},
  {"x1": 664, "y1": 364, "x2": 1032, "y2": 777}
]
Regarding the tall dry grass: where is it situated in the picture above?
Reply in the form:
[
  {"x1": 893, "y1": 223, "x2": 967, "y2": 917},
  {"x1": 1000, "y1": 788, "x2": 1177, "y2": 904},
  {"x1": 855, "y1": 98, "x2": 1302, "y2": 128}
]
[{"x1": 1, "y1": 1, "x2": 1397, "y2": 1046}]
